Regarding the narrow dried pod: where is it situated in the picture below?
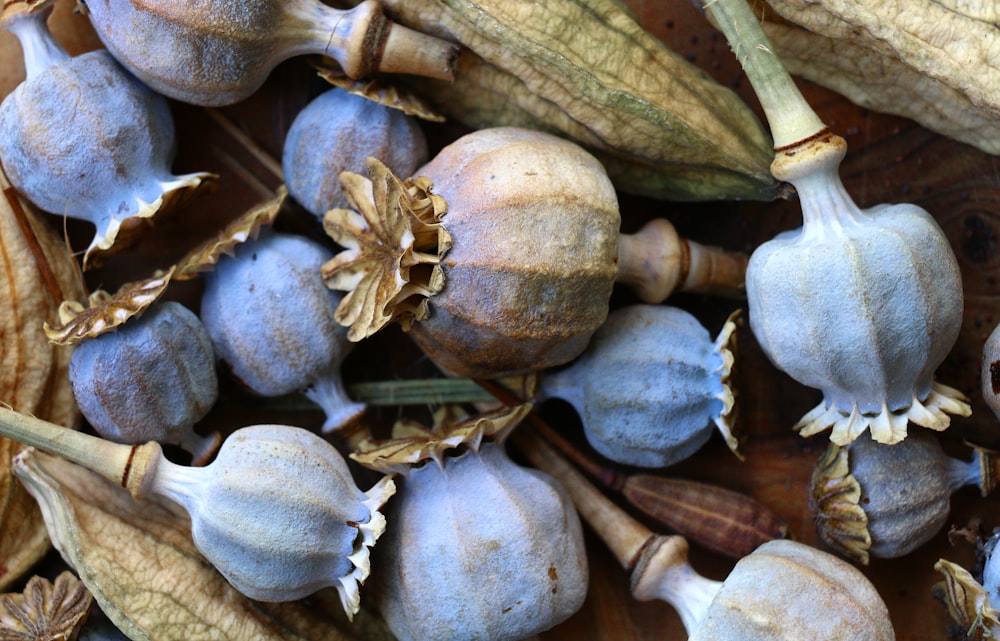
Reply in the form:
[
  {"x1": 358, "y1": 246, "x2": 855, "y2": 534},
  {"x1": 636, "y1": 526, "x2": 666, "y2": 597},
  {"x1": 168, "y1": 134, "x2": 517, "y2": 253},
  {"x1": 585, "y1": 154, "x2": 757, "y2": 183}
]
[
  {"x1": 810, "y1": 431, "x2": 993, "y2": 565},
  {"x1": 323, "y1": 127, "x2": 747, "y2": 378},
  {"x1": 68, "y1": 300, "x2": 220, "y2": 465},
  {"x1": 283, "y1": 87, "x2": 428, "y2": 221},
  {"x1": 0, "y1": 406, "x2": 394, "y2": 618},
  {"x1": 0, "y1": 2, "x2": 212, "y2": 267},
  {"x1": 351, "y1": 405, "x2": 588, "y2": 641},
  {"x1": 511, "y1": 425, "x2": 896, "y2": 641},
  {"x1": 539, "y1": 304, "x2": 740, "y2": 468},
  {"x1": 200, "y1": 230, "x2": 365, "y2": 434},
  {"x1": 703, "y1": 0, "x2": 969, "y2": 445},
  {"x1": 78, "y1": 0, "x2": 459, "y2": 106}
]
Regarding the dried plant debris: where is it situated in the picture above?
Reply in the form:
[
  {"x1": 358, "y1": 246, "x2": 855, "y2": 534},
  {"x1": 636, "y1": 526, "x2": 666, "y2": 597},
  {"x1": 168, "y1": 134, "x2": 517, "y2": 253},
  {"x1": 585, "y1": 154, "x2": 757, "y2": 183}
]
[
  {"x1": 312, "y1": 61, "x2": 446, "y2": 122},
  {"x1": 750, "y1": 0, "x2": 1000, "y2": 154},
  {"x1": 12, "y1": 449, "x2": 395, "y2": 641},
  {"x1": 0, "y1": 571, "x2": 92, "y2": 641}
]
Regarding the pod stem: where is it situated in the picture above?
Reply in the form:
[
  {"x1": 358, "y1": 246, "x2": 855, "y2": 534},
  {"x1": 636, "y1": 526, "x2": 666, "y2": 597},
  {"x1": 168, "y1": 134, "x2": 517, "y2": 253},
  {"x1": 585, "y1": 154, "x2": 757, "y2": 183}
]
[
  {"x1": 0, "y1": 406, "x2": 162, "y2": 499},
  {"x1": 616, "y1": 218, "x2": 747, "y2": 302},
  {"x1": 702, "y1": 0, "x2": 825, "y2": 149}
]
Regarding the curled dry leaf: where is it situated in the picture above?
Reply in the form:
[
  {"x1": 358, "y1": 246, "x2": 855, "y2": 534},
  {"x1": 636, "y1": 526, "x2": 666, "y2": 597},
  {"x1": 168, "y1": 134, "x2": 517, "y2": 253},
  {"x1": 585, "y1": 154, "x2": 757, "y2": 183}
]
[
  {"x1": 375, "y1": 0, "x2": 778, "y2": 201},
  {"x1": 0, "y1": 571, "x2": 92, "y2": 640},
  {"x1": 748, "y1": 0, "x2": 1000, "y2": 154},
  {"x1": 12, "y1": 449, "x2": 395, "y2": 641},
  {"x1": 0, "y1": 172, "x2": 85, "y2": 591}
]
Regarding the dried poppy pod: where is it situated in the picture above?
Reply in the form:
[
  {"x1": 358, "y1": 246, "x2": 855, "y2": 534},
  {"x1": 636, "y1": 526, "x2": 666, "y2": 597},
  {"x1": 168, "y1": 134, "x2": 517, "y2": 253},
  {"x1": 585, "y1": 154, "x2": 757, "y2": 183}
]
[
  {"x1": 78, "y1": 0, "x2": 459, "y2": 106},
  {"x1": 983, "y1": 321, "x2": 1000, "y2": 420},
  {"x1": 539, "y1": 304, "x2": 740, "y2": 468},
  {"x1": 323, "y1": 127, "x2": 747, "y2": 378},
  {"x1": 200, "y1": 230, "x2": 366, "y2": 434},
  {"x1": 68, "y1": 300, "x2": 219, "y2": 465},
  {"x1": 283, "y1": 87, "x2": 428, "y2": 221},
  {"x1": 0, "y1": 2, "x2": 212, "y2": 267},
  {"x1": 0, "y1": 407, "x2": 394, "y2": 617},
  {"x1": 512, "y1": 425, "x2": 896, "y2": 641},
  {"x1": 810, "y1": 431, "x2": 997, "y2": 565},
  {"x1": 704, "y1": 0, "x2": 969, "y2": 445},
  {"x1": 351, "y1": 405, "x2": 588, "y2": 641}
]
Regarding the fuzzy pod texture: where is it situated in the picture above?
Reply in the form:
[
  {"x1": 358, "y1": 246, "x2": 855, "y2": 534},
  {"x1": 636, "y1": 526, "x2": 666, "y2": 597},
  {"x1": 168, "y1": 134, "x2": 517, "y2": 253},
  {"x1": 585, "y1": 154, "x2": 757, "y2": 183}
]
[
  {"x1": 150, "y1": 425, "x2": 394, "y2": 612},
  {"x1": 408, "y1": 127, "x2": 620, "y2": 378},
  {"x1": 539, "y1": 304, "x2": 737, "y2": 468},
  {"x1": 689, "y1": 539, "x2": 895, "y2": 641},
  {"x1": 747, "y1": 135, "x2": 966, "y2": 445},
  {"x1": 200, "y1": 231, "x2": 364, "y2": 432},
  {"x1": 69, "y1": 301, "x2": 218, "y2": 461},
  {"x1": 0, "y1": 35, "x2": 204, "y2": 264},
  {"x1": 283, "y1": 87, "x2": 428, "y2": 220},
  {"x1": 371, "y1": 442, "x2": 588, "y2": 641}
]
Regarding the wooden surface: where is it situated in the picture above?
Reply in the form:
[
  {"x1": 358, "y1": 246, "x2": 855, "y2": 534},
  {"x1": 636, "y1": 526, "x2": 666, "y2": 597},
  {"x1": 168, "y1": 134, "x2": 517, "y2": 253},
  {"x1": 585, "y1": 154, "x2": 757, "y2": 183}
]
[{"x1": 4, "y1": 2, "x2": 1000, "y2": 641}]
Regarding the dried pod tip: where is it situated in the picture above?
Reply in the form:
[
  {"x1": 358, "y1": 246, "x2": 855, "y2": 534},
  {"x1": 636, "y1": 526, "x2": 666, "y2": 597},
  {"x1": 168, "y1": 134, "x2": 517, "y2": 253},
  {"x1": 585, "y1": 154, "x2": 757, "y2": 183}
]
[
  {"x1": 616, "y1": 218, "x2": 748, "y2": 302},
  {"x1": 808, "y1": 442, "x2": 871, "y2": 565},
  {"x1": 322, "y1": 158, "x2": 451, "y2": 342}
]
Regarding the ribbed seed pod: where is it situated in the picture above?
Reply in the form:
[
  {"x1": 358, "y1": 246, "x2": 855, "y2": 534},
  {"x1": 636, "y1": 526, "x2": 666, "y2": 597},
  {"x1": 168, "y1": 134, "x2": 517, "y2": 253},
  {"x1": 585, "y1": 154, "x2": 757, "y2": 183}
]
[
  {"x1": 352, "y1": 405, "x2": 588, "y2": 641},
  {"x1": 200, "y1": 231, "x2": 365, "y2": 433},
  {"x1": 283, "y1": 87, "x2": 427, "y2": 220},
  {"x1": 810, "y1": 430, "x2": 986, "y2": 564},
  {"x1": 540, "y1": 304, "x2": 739, "y2": 468},
  {"x1": 69, "y1": 301, "x2": 218, "y2": 463},
  {"x1": 982, "y1": 322, "x2": 1000, "y2": 420},
  {"x1": 0, "y1": 5, "x2": 211, "y2": 267}
]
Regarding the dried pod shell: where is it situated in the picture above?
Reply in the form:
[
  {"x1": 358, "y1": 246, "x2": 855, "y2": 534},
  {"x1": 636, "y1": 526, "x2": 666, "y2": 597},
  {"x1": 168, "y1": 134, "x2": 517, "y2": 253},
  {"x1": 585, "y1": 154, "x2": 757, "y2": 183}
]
[
  {"x1": 0, "y1": 571, "x2": 92, "y2": 640},
  {"x1": 810, "y1": 431, "x2": 980, "y2": 564},
  {"x1": 283, "y1": 87, "x2": 428, "y2": 220},
  {"x1": 983, "y1": 321, "x2": 1000, "y2": 421},
  {"x1": 689, "y1": 539, "x2": 895, "y2": 641},
  {"x1": 540, "y1": 305, "x2": 738, "y2": 468},
  {"x1": 69, "y1": 301, "x2": 220, "y2": 463},
  {"x1": 201, "y1": 231, "x2": 365, "y2": 432},
  {"x1": 934, "y1": 558, "x2": 1000, "y2": 641}
]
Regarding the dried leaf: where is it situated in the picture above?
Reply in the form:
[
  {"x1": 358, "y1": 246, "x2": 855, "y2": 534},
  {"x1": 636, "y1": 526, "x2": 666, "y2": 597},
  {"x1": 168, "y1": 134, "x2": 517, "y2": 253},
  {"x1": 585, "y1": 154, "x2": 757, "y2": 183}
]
[
  {"x1": 312, "y1": 63, "x2": 446, "y2": 122},
  {"x1": 750, "y1": 0, "x2": 1000, "y2": 154},
  {"x1": 0, "y1": 171, "x2": 85, "y2": 591},
  {"x1": 12, "y1": 450, "x2": 395, "y2": 641},
  {"x1": 0, "y1": 571, "x2": 92, "y2": 641},
  {"x1": 376, "y1": 0, "x2": 778, "y2": 201}
]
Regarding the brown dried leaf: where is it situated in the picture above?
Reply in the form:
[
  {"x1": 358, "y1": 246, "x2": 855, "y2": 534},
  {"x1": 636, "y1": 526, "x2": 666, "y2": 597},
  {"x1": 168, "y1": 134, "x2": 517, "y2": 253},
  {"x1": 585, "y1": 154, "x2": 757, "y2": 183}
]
[
  {"x1": 752, "y1": 0, "x2": 1000, "y2": 154},
  {"x1": 312, "y1": 62, "x2": 446, "y2": 122},
  {"x1": 0, "y1": 571, "x2": 92, "y2": 641},
  {"x1": 0, "y1": 173, "x2": 85, "y2": 591},
  {"x1": 12, "y1": 450, "x2": 395, "y2": 641}
]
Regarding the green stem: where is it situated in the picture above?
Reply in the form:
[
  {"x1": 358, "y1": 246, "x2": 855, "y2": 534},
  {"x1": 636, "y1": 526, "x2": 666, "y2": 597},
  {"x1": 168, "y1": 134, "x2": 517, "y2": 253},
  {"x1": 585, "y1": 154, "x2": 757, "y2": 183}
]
[{"x1": 703, "y1": 0, "x2": 825, "y2": 148}]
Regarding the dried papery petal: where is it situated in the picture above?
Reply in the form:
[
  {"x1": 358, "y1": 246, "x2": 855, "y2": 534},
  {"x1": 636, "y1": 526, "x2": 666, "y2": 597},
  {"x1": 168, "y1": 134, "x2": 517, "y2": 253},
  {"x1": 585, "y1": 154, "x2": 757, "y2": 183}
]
[
  {"x1": 808, "y1": 443, "x2": 871, "y2": 565},
  {"x1": 934, "y1": 559, "x2": 1000, "y2": 641},
  {"x1": 0, "y1": 571, "x2": 92, "y2": 640},
  {"x1": 322, "y1": 158, "x2": 451, "y2": 341},
  {"x1": 351, "y1": 403, "x2": 532, "y2": 474}
]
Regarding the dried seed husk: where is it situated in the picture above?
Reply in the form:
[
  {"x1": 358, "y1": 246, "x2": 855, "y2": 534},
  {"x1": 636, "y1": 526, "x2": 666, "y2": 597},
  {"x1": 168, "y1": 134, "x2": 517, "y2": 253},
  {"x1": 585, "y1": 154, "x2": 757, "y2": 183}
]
[
  {"x1": 747, "y1": 0, "x2": 1000, "y2": 155},
  {"x1": 0, "y1": 571, "x2": 92, "y2": 640},
  {"x1": 12, "y1": 449, "x2": 395, "y2": 641},
  {"x1": 0, "y1": 173, "x2": 85, "y2": 591},
  {"x1": 366, "y1": 0, "x2": 779, "y2": 201}
]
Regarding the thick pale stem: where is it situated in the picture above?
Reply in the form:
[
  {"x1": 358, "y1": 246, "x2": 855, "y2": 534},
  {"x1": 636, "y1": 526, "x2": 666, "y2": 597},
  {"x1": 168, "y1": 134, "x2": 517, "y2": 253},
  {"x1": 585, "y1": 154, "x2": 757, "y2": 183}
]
[
  {"x1": 616, "y1": 218, "x2": 747, "y2": 302},
  {"x1": 511, "y1": 426, "x2": 718, "y2": 633},
  {"x1": 4, "y1": 8, "x2": 70, "y2": 78},
  {"x1": 703, "y1": 0, "x2": 824, "y2": 148},
  {"x1": 0, "y1": 406, "x2": 162, "y2": 498}
]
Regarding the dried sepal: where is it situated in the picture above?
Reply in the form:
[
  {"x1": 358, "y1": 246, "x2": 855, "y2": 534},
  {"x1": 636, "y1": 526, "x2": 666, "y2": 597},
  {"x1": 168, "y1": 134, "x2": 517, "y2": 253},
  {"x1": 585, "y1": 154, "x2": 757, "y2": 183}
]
[
  {"x1": 322, "y1": 158, "x2": 451, "y2": 342},
  {"x1": 42, "y1": 269, "x2": 176, "y2": 346},
  {"x1": 173, "y1": 187, "x2": 286, "y2": 279},
  {"x1": 809, "y1": 442, "x2": 871, "y2": 565},
  {"x1": 0, "y1": 571, "x2": 92, "y2": 641},
  {"x1": 795, "y1": 382, "x2": 972, "y2": 446},
  {"x1": 351, "y1": 403, "x2": 532, "y2": 474},
  {"x1": 312, "y1": 62, "x2": 446, "y2": 122},
  {"x1": 934, "y1": 558, "x2": 1000, "y2": 641},
  {"x1": 713, "y1": 310, "x2": 740, "y2": 458}
]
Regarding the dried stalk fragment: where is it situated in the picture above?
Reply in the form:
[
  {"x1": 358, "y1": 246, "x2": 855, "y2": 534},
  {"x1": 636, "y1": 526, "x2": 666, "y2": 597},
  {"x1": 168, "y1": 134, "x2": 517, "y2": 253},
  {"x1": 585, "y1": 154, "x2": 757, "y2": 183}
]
[
  {"x1": 12, "y1": 449, "x2": 396, "y2": 641},
  {"x1": 322, "y1": 159, "x2": 451, "y2": 341},
  {"x1": 0, "y1": 571, "x2": 92, "y2": 641}
]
